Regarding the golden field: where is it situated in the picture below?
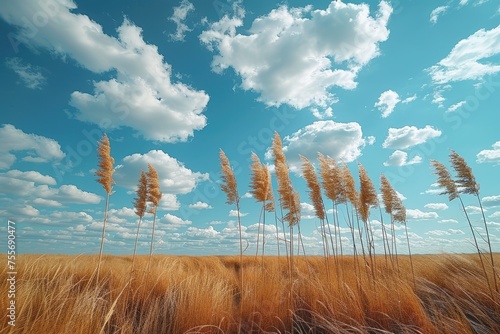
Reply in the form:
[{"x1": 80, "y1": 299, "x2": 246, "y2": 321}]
[{"x1": 1, "y1": 253, "x2": 499, "y2": 333}]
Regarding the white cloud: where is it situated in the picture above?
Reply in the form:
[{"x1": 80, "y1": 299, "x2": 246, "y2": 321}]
[
  {"x1": 382, "y1": 125, "x2": 442, "y2": 150},
  {"x1": 5, "y1": 57, "x2": 46, "y2": 89},
  {"x1": 186, "y1": 225, "x2": 219, "y2": 238},
  {"x1": 439, "y1": 219, "x2": 458, "y2": 224},
  {"x1": 429, "y1": 25, "x2": 500, "y2": 84},
  {"x1": 424, "y1": 203, "x2": 449, "y2": 210},
  {"x1": 266, "y1": 120, "x2": 366, "y2": 173},
  {"x1": 229, "y1": 209, "x2": 248, "y2": 217},
  {"x1": 488, "y1": 211, "x2": 500, "y2": 219},
  {"x1": 447, "y1": 101, "x2": 466, "y2": 112},
  {"x1": 482, "y1": 195, "x2": 500, "y2": 207},
  {"x1": 32, "y1": 198, "x2": 63, "y2": 207},
  {"x1": 0, "y1": 1, "x2": 209, "y2": 143},
  {"x1": 402, "y1": 95, "x2": 417, "y2": 104},
  {"x1": 200, "y1": 1, "x2": 392, "y2": 110},
  {"x1": 374, "y1": 90, "x2": 400, "y2": 118},
  {"x1": 114, "y1": 150, "x2": 209, "y2": 194},
  {"x1": 241, "y1": 192, "x2": 253, "y2": 199},
  {"x1": 159, "y1": 194, "x2": 181, "y2": 211},
  {"x1": 188, "y1": 201, "x2": 213, "y2": 209},
  {"x1": 160, "y1": 213, "x2": 192, "y2": 229},
  {"x1": 427, "y1": 229, "x2": 465, "y2": 236},
  {"x1": 169, "y1": 0, "x2": 195, "y2": 42},
  {"x1": 465, "y1": 205, "x2": 483, "y2": 214},
  {"x1": 477, "y1": 141, "x2": 500, "y2": 164},
  {"x1": 406, "y1": 209, "x2": 439, "y2": 220},
  {"x1": 367, "y1": 136, "x2": 376, "y2": 145},
  {"x1": 0, "y1": 124, "x2": 65, "y2": 169},
  {"x1": 383, "y1": 150, "x2": 422, "y2": 166},
  {"x1": 430, "y1": 6, "x2": 448, "y2": 24},
  {"x1": 0, "y1": 176, "x2": 101, "y2": 205},
  {"x1": 3, "y1": 170, "x2": 56, "y2": 185}
]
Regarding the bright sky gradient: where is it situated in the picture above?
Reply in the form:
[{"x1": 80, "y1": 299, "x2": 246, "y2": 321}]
[{"x1": 1, "y1": 0, "x2": 500, "y2": 256}]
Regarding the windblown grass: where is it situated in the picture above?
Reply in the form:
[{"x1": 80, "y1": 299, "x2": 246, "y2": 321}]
[{"x1": 2, "y1": 253, "x2": 499, "y2": 333}]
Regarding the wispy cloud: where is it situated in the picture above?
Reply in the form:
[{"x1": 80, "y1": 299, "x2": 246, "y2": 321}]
[
  {"x1": 168, "y1": 0, "x2": 195, "y2": 42},
  {"x1": 5, "y1": 57, "x2": 46, "y2": 89}
]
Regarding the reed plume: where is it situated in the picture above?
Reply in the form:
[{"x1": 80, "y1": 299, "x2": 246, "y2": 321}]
[
  {"x1": 95, "y1": 134, "x2": 115, "y2": 277},
  {"x1": 318, "y1": 153, "x2": 343, "y2": 204},
  {"x1": 358, "y1": 163, "x2": 378, "y2": 277},
  {"x1": 358, "y1": 163, "x2": 378, "y2": 223},
  {"x1": 250, "y1": 153, "x2": 275, "y2": 257},
  {"x1": 219, "y1": 149, "x2": 244, "y2": 328},
  {"x1": 380, "y1": 174, "x2": 399, "y2": 269},
  {"x1": 147, "y1": 164, "x2": 162, "y2": 263},
  {"x1": 341, "y1": 163, "x2": 359, "y2": 209},
  {"x1": 132, "y1": 171, "x2": 148, "y2": 272},
  {"x1": 449, "y1": 150, "x2": 497, "y2": 293},
  {"x1": 431, "y1": 160, "x2": 458, "y2": 201},
  {"x1": 272, "y1": 132, "x2": 301, "y2": 229},
  {"x1": 301, "y1": 156, "x2": 325, "y2": 220},
  {"x1": 220, "y1": 149, "x2": 239, "y2": 205},
  {"x1": 250, "y1": 153, "x2": 274, "y2": 211},
  {"x1": 302, "y1": 156, "x2": 329, "y2": 260},
  {"x1": 317, "y1": 153, "x2": 345, "y2": 260},
  {"x1": 431, "y1": 158, "x2": 494, "y2": 296}
]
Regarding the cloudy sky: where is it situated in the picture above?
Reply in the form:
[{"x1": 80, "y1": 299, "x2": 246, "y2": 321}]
[{"x1": 1, "y1": 0, "x2": 499, "y2": 256}]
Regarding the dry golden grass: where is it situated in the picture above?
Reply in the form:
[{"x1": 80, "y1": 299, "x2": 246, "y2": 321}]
[{"x1": 2, "y1": 253, "x2": 499, "y2": 334}]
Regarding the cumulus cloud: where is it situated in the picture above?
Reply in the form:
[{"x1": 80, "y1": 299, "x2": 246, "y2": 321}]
[
  {"x1": 0, "y1": 124, "x2": 65, "y2": 169},
  {"x1": 383, "y1": 150, "x2": 422, "y2": 166},
  {"x1": 3, "y1": 170, "x2": 56, "y2": 185},
  {"x1": 375, "y1": 90, "x2": 400, "y2": 118},
  {"x1": 5, "y1": 57, "x2": 46, "y2": 89},
  {"x1": 424, "y1": 203, "x2": 449, "y2": 210},
  {"x1": 114, "y1": 150, "x2": 209, "y2": 194},
  {"x1": 406, "y1": 209, "x2": 439, "y2": 220},
  {"x1": 200, "y1": 1, "x2": 392, "y2": 111},
  {"x1": 428, "y1": 25, "x2": 500, "y2": 84},
  {"x1": 0, "y1": 175, "x2": 101, "y2": 205},
  {"x1": 482, "y1": 195, "x2": 500, "y2": 207},
  {"x1": 382, "y1": 125, "x2": 441, "y2": 150},
  {"x1": 0, "y1": 1, "x2": 209, "y2": 142},
  {"x1": 265, "y1": 120, "x2": 366, "y2": 173},
  {"x1": 169, "y1": 0, "x2": 195, "y2": 42},
  {"x1": 188, "y1": 201, "x2": 213, "y2": 209},
  {"x1": 160, "y1": 213, "x2": 192, "y2": 230},
  {"x1": 430, "y1": 6, "x2": 448, "y2": 24},
  {"x1": 229, "y1": 209, "x2": 248, "y2": 217},
  {"x1": 477, "y1": 141, "x2": 500, "y2": 164},
  {"x1": 465, "y1": 205, "x2": 483, "y2": 214}
]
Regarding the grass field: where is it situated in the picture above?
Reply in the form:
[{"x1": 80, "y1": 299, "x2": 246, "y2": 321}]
[{"x1": 1, "y1": 253, "x2": 499, "y2": 333}]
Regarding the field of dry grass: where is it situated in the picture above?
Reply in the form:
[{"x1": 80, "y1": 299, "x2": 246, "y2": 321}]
[{"x1": 1, "y1": 253, "x2": 499, "y2": 333}]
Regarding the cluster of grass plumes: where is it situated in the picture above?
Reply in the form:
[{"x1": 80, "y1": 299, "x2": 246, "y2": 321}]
[{"x1": 2, "y1": 254, "x2": 499, "y2": 334}]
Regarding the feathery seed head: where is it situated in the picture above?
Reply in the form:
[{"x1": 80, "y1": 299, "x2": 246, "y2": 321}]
[
  {"x1": 133, "y1": 171, "x2": 148, "y2": 218},
  {"x1": 318, "y1": 153, "x2": 345, "y2": 204},
  {"x1": 449, "y1": 150, "x2": 479, "y2": 195},
  {"x1": 219, "y1": 149, "x2": 239, "y2": 205},
  {"x1": 301, "y1": 156, "x2": 325, "y2": 220},
  {"x1": 380, "y1": 174, "x2": 395, "y2": 215},
  {"x1": 250, "y1": 153, "x2": 274, "y2": 211},
  {"x1": 95, "y1": 134, "x2": 115, "y2": 194},
  {"x1": 341, "y1": 163, "x2": 359, "y2": 209},
  {"x1": 358, "y1": 163, "x2": 378, "y2": 222},
  {"x1": 146, "y1": 163, "x2": 162, "y2": 209},
  {"x1": 431, "y1": 160, "x2": 458, "y2": 201}
]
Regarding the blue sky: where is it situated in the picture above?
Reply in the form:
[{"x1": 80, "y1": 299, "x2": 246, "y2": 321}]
[{"x1": 1, "y1": 0, "x2": 500, "y2": 256}]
